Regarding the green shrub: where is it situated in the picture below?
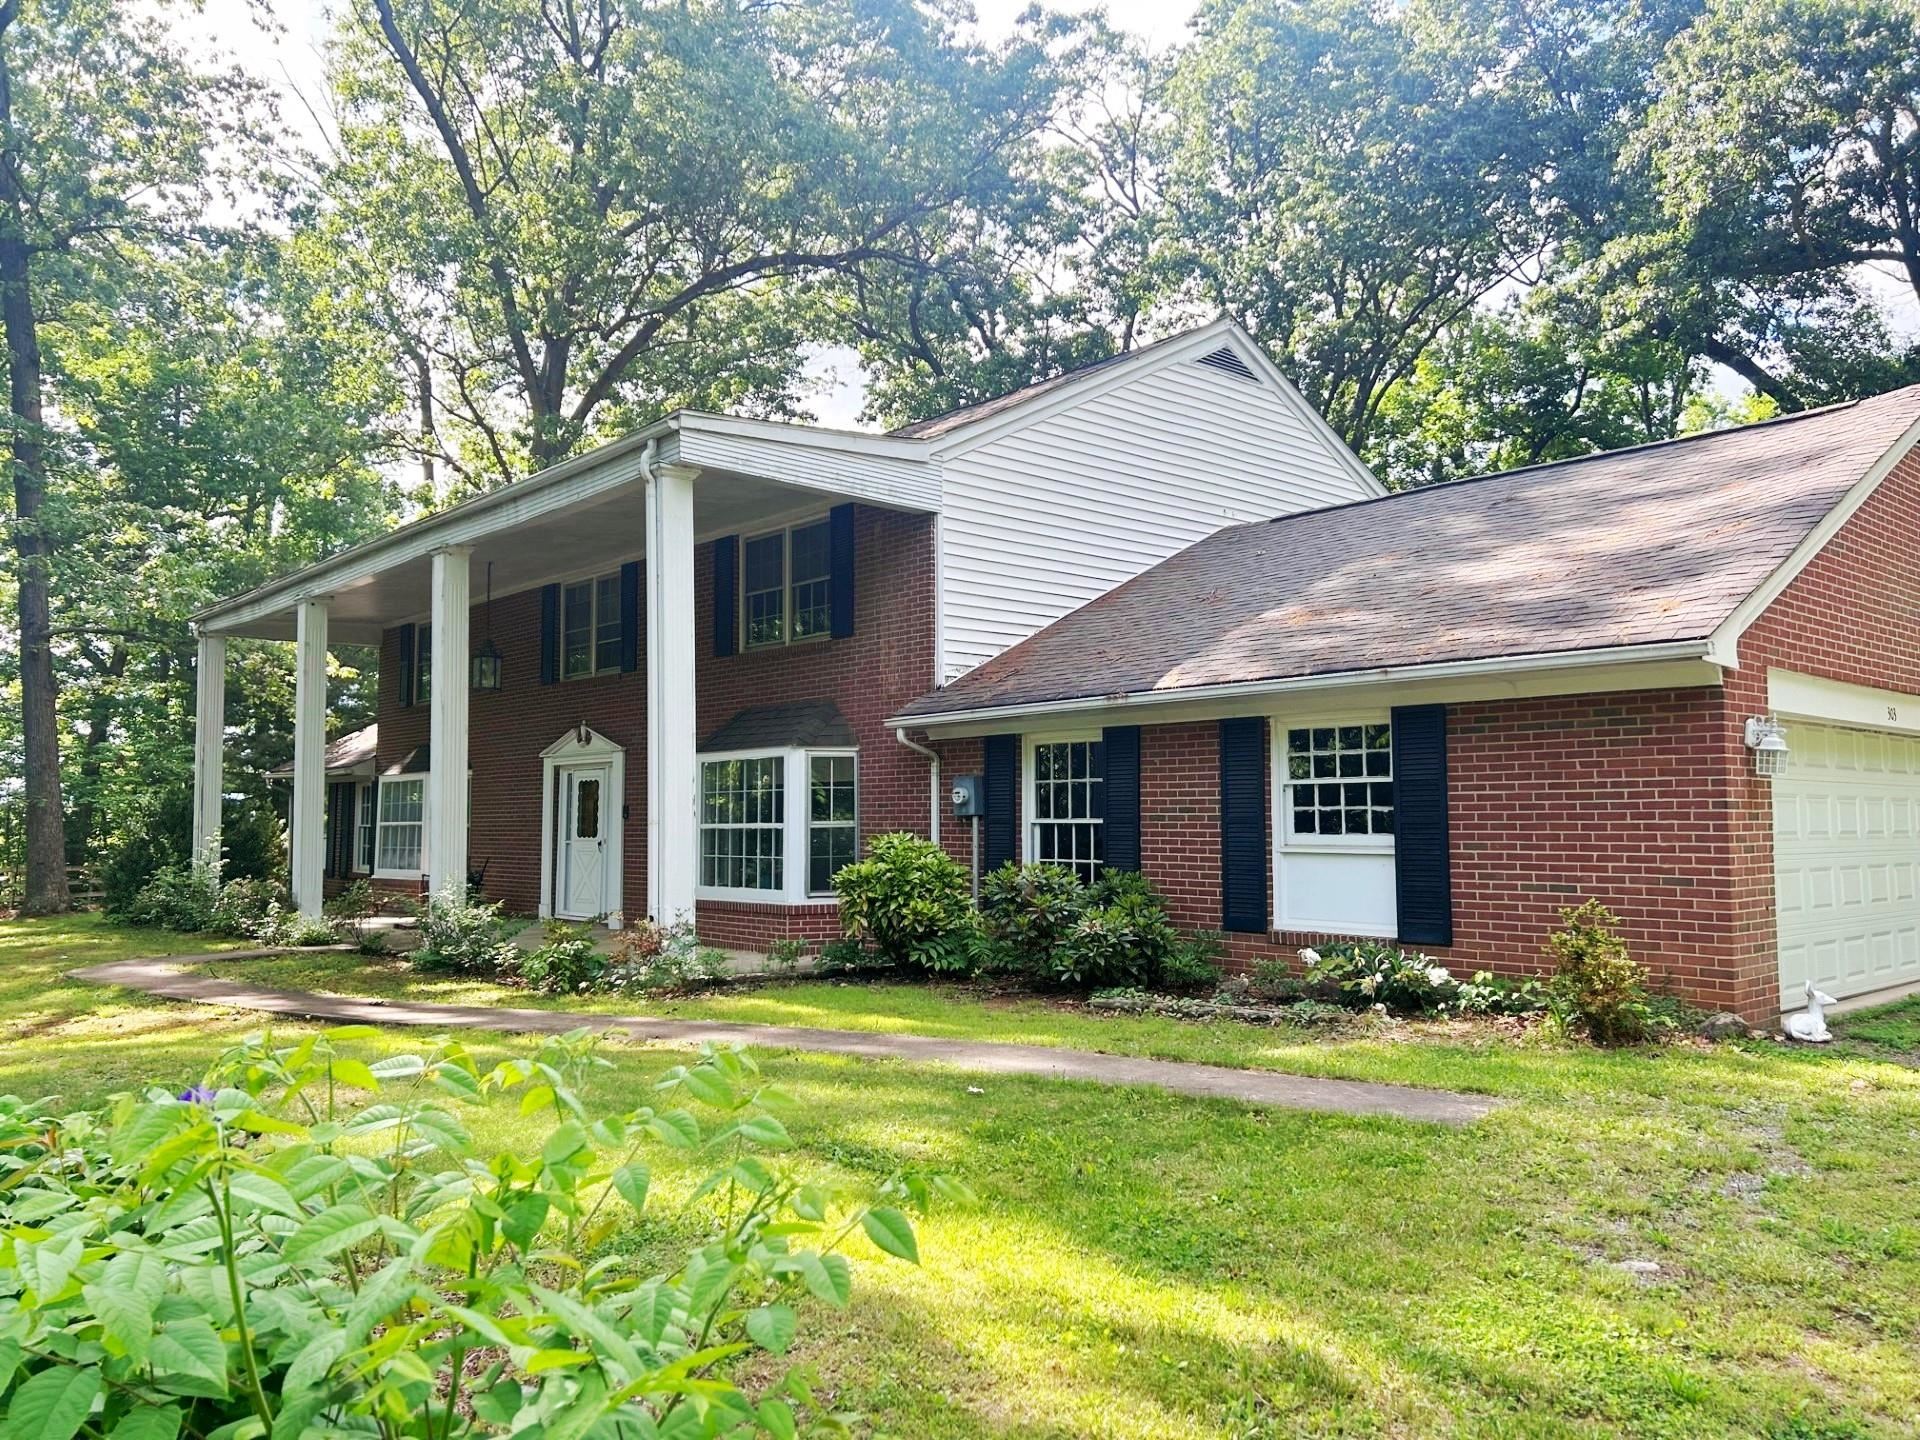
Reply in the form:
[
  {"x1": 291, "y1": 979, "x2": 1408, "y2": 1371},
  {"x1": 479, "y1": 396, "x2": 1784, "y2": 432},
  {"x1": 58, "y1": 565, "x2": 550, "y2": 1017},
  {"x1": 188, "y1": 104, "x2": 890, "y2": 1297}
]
[
  {"x1": 1051, "y1": 875, "x2": 1178, "y2": 988},
  {"x1": 249, "y1": 899, "x2": 340, "y2": 948},
  {"x1": 1159, "y1": 929, "x2": 1226, "y2": 993},
  {"x1": 117, "y1": 861, "x2": 220, "y2": 932},
  {"x1": 1248, "y1": 956, "x2": 1305, "y2": 1003},
  {"x1": 1302, "y1": 941, "x2": 1459, "y2": 1012},
  {"x1": 764, "y1": 937, "x2": 808, "y2": 974},
  {"x1": 605, "y1": 917, "x2": 728, "y2": 992},
  {"x1": 1545, "y1": 899, "x2": 1653, "y2": 1044},
  {"x1": 413, "y1": 890, "x2": 522, "y2": 973},
  {"x1": 833, "y1": 832, "x2": 975, "y2": 972},
  {"x1": 980, "y1": 862, "x2": 1087, "y2": 973},
  {"x1": 324, "y1": 878, "x2": 389, "y2": 953},
  {"x1": 210, "y1": 874, "x2": 286, "y2": 936},
  {"x1": 815, "y1": 934, "x2": 882, "y2": 974},
  {"x1": 0, "y1": 1028, "x2": 962, "y2": 1438},
  {"x1": 518, "y1": 920, "x2": 609, "y2": 994},
  {"x1": 1450, "y1": 970, "x2": 1550, "y2": 1017}
]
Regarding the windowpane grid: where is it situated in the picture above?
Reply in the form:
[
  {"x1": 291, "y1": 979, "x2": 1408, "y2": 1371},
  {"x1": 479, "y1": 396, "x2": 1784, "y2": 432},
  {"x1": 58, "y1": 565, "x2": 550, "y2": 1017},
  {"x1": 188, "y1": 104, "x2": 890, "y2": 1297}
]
[
  {"x1": 808, "y1": 754, "x2": 856, "y2": 893},
  {"x1": 790, "y1": 520, "x2": 831, "y2": 641},
  {"x1": 1031, "y1": 741, "x2": 1105, "y2": 882},
  {"x1": 562, "y1": 580, "x2": 594, "y2": 678},
  {"x1": 743, "y1": 534, "x2": 785, "y2": 648},
  {"x1": 376, "y1": 778, "x2": 425, "y2": 873},
  {"x1": 594, "y1": 575, "x2": 623, "y2": 673},
  {"x1": 356, "y1": 784, "x2": 375, "y2": 872},
  {"x1": 1285, "y1": 724, "x2": 1393, "y2": 838},
  {"x1": 699, "y1": 757, "x2": 784, "y2": 890}
]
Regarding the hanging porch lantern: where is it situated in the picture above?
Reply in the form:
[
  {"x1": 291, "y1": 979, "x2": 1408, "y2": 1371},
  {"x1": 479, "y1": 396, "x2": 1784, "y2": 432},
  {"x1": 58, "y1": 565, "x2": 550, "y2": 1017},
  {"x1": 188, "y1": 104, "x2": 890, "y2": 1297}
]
[{"x1": 470, "y1": 561, "x2": 504, "y2": 693}]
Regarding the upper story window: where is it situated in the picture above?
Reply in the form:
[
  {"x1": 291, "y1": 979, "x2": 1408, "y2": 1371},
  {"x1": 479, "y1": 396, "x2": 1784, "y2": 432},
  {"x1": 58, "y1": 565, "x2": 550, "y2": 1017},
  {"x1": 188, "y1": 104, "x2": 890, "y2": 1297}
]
[
  {"x1": 1027, "y1": 737, "x2": 1105, "y2": 882},
  {"x1": 1284, "y1": 724, "x2": 1393, "y2": 840},
  {"x1": 743, "y1": 517, "x2": 832, "y2": 650},
  {"x1": 563, "y1": 572, "x2": 624, "y2": 679},
  {"x1": 415, "y1": 628, "x2": 432, "y2": 704}
]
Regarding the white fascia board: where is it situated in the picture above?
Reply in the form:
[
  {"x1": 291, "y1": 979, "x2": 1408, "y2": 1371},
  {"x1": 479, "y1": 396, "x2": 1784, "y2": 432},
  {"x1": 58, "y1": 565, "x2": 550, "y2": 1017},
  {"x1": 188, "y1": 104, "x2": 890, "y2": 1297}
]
[
  {"x1": 1709, "y1": 408, "x2": 1920, "y2": 656},
  {"x1": 674, "y1": 410, "x2": 930, "y2": 461},
  {"x1": 195, "y1": 421, "x2": 680, "y2": 634},
  {"x1": 1768, "y1": 668, "x2": 1920, "y2": 735},
  {"x1": 888, "y1": 640, "x2": 1726, "y2": 734}
]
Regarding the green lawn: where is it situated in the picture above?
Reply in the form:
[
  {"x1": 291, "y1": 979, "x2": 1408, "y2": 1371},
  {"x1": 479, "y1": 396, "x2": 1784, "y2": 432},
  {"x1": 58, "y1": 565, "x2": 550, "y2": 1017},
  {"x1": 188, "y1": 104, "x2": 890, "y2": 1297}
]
[{"x1": 11, "y1": 915, "x2": 1920, "y2": 1438}]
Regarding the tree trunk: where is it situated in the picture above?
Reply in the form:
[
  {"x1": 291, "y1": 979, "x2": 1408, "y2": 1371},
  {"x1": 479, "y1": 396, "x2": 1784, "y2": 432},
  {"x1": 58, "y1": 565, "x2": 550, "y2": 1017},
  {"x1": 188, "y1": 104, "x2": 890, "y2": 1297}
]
[{"x1": 0, "y1": 23, "x2": 68, "y2": 913}]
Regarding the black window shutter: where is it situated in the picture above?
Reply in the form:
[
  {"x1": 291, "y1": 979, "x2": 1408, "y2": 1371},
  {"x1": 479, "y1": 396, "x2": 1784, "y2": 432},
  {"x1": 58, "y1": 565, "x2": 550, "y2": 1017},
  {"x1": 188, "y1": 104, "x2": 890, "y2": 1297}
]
[
  {"x1": 1219, "y1": 717, "x2": 1268, "y2": 934},
  {"x1": 829, "y1": 503, "x2": 855, "y2": 639},
  {"x1": 1102, "y1": 725, "x2": 1141, "y2": 873},
  {"x1": 1392, "y1": 704, "x2": 1454, "y2": 946},
  {"x1": 983, "y1": 733, "x2": 1017, "y2": 872},
  {"x1": 396, "y1": 623, "x2": 415, "y2": 708},
  {"x1": 538, "y1": 585, "x2": 560, "y2": 685},
  {"x1": 619, "y1": 561, "x2": 641, "y2": 673},
  {"x1": 713, "y1": 534, "x2": 738, "y2": 658}
]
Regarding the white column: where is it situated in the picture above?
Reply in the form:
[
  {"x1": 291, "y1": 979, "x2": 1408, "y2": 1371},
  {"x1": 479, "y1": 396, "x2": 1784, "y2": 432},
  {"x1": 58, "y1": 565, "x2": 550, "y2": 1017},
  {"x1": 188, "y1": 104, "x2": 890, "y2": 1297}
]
[
  {"x1": 290, "y1": 598, "x2": 329, "y2": 918},
  {"x1": 428, "y1": 547, "x2": 471, "y2": 903},
  {"x1": 646, "y1": 463, "x2": 699, "y2": 924},
  {"x1": 191, "y1": 631, "x2": 226, "y2": 874}
]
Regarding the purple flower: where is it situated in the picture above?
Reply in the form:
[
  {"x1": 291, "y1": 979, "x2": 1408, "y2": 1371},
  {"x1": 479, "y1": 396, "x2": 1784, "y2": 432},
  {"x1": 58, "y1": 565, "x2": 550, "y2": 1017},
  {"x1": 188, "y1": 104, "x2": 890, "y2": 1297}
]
[{"x1": 178, "y1": 1085, "x2": 215, "y2": 1105}]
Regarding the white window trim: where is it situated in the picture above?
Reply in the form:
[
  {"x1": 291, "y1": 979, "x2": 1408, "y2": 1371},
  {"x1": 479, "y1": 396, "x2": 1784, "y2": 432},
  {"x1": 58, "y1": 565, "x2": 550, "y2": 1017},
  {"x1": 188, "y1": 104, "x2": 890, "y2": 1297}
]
[
  {"x1": 740, "y1": 516, "x2": 834, "y2": 652},
  {"x1": 1020, "y1": 732, "x2": 1105, "y2": 874},
  {"x1": 539, "y1": 726, "x2": 627, "y2": 926},
  {"x1": 1269, "y1": 713, "x2": 1397, "y2": 938},
  {"x1": 561, "y1": 571, "x2": 625, "y2": 681},
  {"x1": 805, "y1": 751, "x2": 859, "y2": 898},
  {"x1": 354, "y1": 780, "x2": 375, "y2": 874},
  {"x1": 696, "y1": 746, "x2": 856, "y2": 905},
  {"x1": 373, "y1": 773, "x2": 429, "y2": 882}
]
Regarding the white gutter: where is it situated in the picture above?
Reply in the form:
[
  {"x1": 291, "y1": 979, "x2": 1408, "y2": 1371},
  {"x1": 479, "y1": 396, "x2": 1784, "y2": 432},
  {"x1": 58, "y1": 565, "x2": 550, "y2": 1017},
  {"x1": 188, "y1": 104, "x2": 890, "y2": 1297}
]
[
  {"x1": 887, "y1": 638, "x2": 1730, "y2": 732},
  {"x1": 894, "y1": 729, "x2": 941, "y2": 844}
]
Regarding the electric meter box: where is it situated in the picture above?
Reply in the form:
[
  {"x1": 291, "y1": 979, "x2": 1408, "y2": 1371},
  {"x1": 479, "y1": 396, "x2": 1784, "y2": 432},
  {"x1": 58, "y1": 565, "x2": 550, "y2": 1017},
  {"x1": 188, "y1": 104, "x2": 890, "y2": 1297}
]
[{"x1": 950, "y1": 775, "x2": 984, "y2": 818}]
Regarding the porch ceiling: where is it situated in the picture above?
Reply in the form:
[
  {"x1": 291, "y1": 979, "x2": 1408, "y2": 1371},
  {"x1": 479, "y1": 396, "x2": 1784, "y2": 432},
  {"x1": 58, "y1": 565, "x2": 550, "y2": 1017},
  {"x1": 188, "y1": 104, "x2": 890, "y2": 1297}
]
[{"x1": 200, "y1": 431, "x2": 935, "y2": 644}]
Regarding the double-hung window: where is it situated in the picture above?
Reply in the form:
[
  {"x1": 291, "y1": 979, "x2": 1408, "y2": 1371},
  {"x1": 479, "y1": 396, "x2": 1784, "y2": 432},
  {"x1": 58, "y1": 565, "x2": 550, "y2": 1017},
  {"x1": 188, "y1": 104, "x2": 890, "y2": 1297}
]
[
  {"x1": 742, "y1": 517, "x2": 832, "y2": 649},
  {"x1": 697, "y1": 748, "x2": 857, "y2": 902},
  {"x1": 1274, "y1": 720, "x2": 1396, "y2": 936},
  {"x1": 375, "y1": 776, "x2": 427, "y2": 876},
  {"x1": 355, "y1": 781, "x2": 376, "y2": 873},
  {"x1": 562, "y1": 572, "x2": 624, "y2": 679},
  {"x1": 415, "y1": 628, "x2": 432, "y2": 704},
  {"x1": 1026, "y1": 737, "x2": 1105, "y2": 882}
]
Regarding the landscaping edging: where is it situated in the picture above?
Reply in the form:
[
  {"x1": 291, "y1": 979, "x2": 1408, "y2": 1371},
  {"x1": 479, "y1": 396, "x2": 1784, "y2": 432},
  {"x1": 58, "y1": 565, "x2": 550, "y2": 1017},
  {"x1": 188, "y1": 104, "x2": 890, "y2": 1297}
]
[{"x1": 71, "y1": 954, "x2": 1504, "y2": 1125}]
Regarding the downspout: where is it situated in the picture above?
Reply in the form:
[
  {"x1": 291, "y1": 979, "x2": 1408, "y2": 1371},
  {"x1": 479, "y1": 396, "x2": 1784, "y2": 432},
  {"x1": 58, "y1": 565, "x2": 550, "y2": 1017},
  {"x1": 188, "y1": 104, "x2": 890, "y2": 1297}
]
[{"x1": 895, "y1": 728, "x2": 940, "y2": 846}]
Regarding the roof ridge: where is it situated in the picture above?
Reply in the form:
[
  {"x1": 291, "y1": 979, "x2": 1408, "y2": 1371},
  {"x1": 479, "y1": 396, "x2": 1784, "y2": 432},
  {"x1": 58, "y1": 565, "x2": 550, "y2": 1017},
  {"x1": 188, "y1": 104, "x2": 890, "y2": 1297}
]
[{"x1": 1256, "y1": 389, "x2": 1898, "y2": 530}]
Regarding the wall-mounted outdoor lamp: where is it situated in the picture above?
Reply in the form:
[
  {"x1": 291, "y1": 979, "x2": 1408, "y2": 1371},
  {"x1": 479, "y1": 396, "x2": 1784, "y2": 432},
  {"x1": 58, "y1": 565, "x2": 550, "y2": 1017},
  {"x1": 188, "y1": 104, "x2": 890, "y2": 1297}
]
[{"x1": 1744, "y1": 715, "x2": 1790, "y2": 779}]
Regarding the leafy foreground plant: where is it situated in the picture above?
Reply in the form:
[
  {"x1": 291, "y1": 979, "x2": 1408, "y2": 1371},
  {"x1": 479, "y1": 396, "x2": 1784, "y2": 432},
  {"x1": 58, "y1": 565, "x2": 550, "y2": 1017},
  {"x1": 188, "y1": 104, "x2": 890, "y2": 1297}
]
[{"x1": 0, "y1": 1027, "x2": 965, "y2": 1438}]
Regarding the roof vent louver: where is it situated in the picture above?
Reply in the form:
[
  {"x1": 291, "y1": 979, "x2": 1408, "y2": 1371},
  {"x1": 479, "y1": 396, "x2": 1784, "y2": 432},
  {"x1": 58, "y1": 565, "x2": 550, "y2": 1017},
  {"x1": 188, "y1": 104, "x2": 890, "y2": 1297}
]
[{"x1": 1195, "y1": 344, "x2": 1259, "y2": 383}]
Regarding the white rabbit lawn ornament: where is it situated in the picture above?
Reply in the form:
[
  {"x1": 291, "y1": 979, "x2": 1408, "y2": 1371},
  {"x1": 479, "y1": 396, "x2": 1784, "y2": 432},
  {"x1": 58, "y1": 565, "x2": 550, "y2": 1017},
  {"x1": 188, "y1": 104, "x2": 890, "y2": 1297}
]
[{"x1": 1785, "y1": 982, "x2": 1835, "y2": 1044}]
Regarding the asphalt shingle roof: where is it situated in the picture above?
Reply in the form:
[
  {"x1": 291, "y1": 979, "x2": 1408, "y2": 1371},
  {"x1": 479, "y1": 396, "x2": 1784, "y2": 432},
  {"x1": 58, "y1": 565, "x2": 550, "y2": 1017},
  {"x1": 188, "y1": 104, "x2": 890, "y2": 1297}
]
[{"x1": 897, "y1": 386, "x2": 1920, "y2": 721}]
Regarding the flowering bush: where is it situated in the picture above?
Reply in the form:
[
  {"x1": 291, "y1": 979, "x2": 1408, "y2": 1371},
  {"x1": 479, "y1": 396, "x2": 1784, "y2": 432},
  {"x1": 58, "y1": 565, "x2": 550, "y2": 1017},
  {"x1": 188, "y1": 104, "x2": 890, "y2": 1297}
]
[
  {"x1": 413, "y1": 889, "x2": 523, "y2": 973},
  {"x1": 1301, "y1": 941, "x2": 1459, "y2": 1012},
  {"x1": 518, "y1": 920, "x2": 610, "y2": 993},
  {"x1": 0, "y1": 1028, "x2": 960, "y2": 1437},
  {"x1": 604, "y1": 916, "x2": 730, "y2": 992}
]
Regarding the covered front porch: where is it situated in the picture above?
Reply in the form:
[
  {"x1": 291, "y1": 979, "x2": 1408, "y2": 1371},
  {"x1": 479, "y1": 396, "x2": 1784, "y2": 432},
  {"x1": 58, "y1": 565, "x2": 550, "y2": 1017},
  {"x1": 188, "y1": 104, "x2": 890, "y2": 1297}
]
[{"x1": 189, "y1": 413, "x2": 939, "y2": 926}]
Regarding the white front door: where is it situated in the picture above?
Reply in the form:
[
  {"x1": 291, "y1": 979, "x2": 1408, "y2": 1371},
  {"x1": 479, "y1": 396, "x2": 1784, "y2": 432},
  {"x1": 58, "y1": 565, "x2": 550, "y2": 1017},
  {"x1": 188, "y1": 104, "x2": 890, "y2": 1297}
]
[
  {"x1": 1774, "y1": 721, "x2": 1920, "y2": 1008},
  {"x1": 558, "y1": 764, "x2": 611, "y2": 920}
]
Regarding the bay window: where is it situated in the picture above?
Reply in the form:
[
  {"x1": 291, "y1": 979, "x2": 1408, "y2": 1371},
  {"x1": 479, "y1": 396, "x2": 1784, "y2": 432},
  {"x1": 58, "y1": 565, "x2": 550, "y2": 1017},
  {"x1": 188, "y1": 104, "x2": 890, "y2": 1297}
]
[
  {"x1": 1025, "y1": 737, "x2": 1105, "y2": 882},
  {"x1": 697, "y1": 747, "x2": 857, "y2": 902},
  {"x1": 1274, "y1": 719, "x2": 1396, "y2": 935}
]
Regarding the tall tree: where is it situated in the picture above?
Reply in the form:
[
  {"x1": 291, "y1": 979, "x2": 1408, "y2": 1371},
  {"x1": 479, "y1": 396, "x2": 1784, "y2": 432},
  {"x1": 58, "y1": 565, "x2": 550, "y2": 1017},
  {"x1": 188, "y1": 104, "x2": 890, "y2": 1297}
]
[
  {"x1": 323, "y1": 0, "x2": 1086, "y2": 492},
  {"x1": 0, "y1": 0, "x2": 257, "y2": 912}
]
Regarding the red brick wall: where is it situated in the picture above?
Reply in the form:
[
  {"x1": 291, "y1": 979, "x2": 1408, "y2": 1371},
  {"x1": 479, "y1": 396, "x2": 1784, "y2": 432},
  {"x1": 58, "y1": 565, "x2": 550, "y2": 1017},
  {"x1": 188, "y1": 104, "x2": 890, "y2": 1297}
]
[{"x1": 373, "y1": 504, "x2": 938, "y2": 950}]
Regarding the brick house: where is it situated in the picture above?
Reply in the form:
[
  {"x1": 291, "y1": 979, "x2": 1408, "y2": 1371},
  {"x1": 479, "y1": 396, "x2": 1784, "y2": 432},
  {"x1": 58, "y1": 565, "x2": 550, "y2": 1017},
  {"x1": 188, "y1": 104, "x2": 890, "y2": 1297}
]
[
  {"x1": 897, "y1": 384, "x2": 1920, "y2": 1022},
  {"x1": 189, "y1": 320, "x2": 1380, "y2": 947},
  {"x1": 194, "y1": 318, "x2": 1920, "y2": 1023}
]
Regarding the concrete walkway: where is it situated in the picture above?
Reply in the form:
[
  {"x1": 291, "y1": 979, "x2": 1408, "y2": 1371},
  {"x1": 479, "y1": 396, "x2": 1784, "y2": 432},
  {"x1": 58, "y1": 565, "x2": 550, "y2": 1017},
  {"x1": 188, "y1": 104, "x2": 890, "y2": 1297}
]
[{"x1": 72, "y1": 955, "x2": 1503, "y2": 1126}]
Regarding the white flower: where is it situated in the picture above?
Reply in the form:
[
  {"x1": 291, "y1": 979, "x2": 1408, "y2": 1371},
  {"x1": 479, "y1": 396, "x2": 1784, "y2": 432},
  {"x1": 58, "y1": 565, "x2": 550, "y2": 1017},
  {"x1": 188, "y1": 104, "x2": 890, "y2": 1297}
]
[
  {"x1": 1360, "y1": 974, "x2": 1380, "y2": 996},
  {"x1": 1298, "y1": 947, "x2": 1322, "y2": 967},
  {"x1": 1426, "y1": 965, "x2": 1453, "y2": 987}
]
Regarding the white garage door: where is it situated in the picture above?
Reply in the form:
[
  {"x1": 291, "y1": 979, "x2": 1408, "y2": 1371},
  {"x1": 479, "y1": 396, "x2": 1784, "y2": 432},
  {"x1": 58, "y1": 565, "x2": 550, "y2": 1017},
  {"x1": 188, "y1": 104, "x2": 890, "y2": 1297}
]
[{"x1": 1774, "y1": 721, "x2": 1920, "y2": 1009}]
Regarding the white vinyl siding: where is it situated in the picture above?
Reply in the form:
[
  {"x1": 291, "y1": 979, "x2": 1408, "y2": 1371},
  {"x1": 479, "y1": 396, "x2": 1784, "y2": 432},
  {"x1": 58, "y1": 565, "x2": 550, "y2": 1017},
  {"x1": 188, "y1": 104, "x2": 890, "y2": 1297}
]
[{"x1": 934, "y1": 354, "x2": 1379, "y2": 681}]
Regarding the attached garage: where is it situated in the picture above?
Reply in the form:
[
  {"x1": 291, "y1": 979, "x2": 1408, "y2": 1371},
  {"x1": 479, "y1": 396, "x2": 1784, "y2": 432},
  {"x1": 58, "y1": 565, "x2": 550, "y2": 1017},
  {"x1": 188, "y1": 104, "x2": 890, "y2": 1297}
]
[{"x1": 1773, "y1": 719, "x2": 1920, "y2": 1009}]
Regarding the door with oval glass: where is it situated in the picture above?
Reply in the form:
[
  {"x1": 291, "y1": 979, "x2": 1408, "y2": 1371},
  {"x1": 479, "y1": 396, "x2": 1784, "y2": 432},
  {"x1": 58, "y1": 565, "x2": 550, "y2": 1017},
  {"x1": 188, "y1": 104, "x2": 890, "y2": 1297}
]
[{"x1": 557, "y1": 764, "x2": 610, "y2": 920}]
